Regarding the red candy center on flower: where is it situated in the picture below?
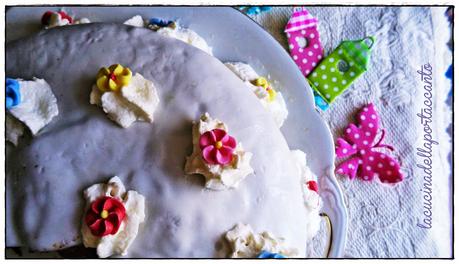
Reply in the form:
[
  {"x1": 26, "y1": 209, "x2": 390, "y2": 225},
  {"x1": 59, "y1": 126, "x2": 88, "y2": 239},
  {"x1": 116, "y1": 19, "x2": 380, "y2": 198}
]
[
  {"x1": 306, "y1": 180, "x2": 319, "y2": 193},
  {"x1": 85, "y1": 196, "x2": 126, "y2": 237},
  {"x1": 199, "y1": 128, "x2": 237, "y2": 165},
  {"x1": 109, "y1": 72, "x2": 117, "y2": 81}
]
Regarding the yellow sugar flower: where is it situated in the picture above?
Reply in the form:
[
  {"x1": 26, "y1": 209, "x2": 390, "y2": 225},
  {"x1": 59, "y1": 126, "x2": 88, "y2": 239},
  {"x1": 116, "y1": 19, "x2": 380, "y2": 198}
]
[
  {"x1": 252, "y1": 77, "x2": 277, "y2": 102},
  {"x1": 266, "y1": 87, "x2": 277, "y2": 102},
  {"x1": 96, "y1": 64, "x2": 132, "y2": 92}
]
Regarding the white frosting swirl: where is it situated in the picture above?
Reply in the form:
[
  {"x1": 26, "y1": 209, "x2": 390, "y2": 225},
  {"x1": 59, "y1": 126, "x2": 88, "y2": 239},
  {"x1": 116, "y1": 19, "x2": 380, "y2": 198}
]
[
  {"x1": 74, "y1": 17, "x2": 91, "y2": 24},
  {"x1": 184, "y1": 113, "x2": 253, "y2": 190},
  {"x1": 123, "y1": 15, "x2": 145, "y2": 27},
  {"x1": 224, "y1": 62, "x2": 288, "y2": 127},
  {"x1": 90, "y1": 73, "x2": 160, "y2": 128},
  {"x1": 81, "y1": 176, "x2": 145, "y2": 258},
  {"x1": 121, "y1": 15, "x2": 213, "y2": 55},
  {"x1": 291, "y1": 150, "x2": 322, "y2": 240},
  {"x1": 225, "y1": 223, "x2": 298, "y2": 258},
  {"x1": 7, "y1": 78, "x2": 59, "y2": 143},
  {"x1": 156, "y1": 27, "x2": 213, "y2": 55}
]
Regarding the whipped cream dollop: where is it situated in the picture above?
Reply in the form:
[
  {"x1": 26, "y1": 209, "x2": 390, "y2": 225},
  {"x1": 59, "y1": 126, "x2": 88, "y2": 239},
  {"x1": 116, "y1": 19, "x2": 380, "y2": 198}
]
[
  {"x1": 90, "y1": 73, "x2": 160, "y2": 128},
  {"x1": 225, "y1": 223, "x2": 298, "y2": 258},
  {"x1": 74, "y1": 18, "x2": 91, "y2": 24},
  {"x1": 291, "y1": 150, "x2": 322, "y2": 240},
  {"x1": 122, "y1": 15, "x2": 213, "y2": 55},
  {"x1": 123, "y1": 15, "x2": 145, "y2": 27},
  {"x1": 6, "y1": 114, "x2": 24, "y2": 146},
  {"x1": 81, "y1": 176, "x2": 145, "y2": 258},
  {"x1": 184, "y1": 113, "x2": 253, "y2": 190},
  {"x1": 156, "y1": 27, "x2": 213, "y2": 55},
  {"x1": 224, "y1": 62, "x2": 288, "y2": 127},
  {"x1": 6, "y1": 78, "x2": 59, "y2": 145}
]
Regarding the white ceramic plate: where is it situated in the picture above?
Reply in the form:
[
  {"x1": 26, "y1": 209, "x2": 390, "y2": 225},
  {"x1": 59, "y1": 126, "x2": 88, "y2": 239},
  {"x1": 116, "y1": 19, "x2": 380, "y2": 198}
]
[{"x1": 6, "y1": 6, "x2": 347, "y2": 258}]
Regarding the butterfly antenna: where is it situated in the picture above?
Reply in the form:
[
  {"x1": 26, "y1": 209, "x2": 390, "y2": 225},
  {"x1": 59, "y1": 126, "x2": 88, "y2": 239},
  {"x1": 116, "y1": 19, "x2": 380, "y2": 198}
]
[{"x1": 373, "y1": 129, "x2": 395, "y2": 151}]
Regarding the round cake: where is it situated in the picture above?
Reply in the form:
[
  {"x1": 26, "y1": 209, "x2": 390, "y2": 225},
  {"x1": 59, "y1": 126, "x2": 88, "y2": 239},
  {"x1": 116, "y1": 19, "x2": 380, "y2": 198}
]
[{"x1": 6, "y1": 22, "x2": 320, "y2": 258}]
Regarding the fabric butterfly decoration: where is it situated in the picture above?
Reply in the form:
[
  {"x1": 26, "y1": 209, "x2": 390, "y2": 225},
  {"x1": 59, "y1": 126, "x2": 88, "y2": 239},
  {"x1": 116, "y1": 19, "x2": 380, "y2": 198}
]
[{"x1": 335, "y1": 103, "x2": 403, "y2": 184}]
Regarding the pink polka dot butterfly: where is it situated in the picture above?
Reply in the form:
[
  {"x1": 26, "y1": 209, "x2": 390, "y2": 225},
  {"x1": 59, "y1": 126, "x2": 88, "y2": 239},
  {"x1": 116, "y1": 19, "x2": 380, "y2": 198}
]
[{"x1": 335, "y1": 103, "x2": 403, "y2": 184}]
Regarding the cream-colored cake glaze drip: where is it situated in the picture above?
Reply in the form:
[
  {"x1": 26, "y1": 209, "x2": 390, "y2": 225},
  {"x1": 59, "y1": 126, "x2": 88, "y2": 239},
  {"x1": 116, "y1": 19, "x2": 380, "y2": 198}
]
[{"x1": 6, "y1": 24, "x2": 314, "y2": 257}]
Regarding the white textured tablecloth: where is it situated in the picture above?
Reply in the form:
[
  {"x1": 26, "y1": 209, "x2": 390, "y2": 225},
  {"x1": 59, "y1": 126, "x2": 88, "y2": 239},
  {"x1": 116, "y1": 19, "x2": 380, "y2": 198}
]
[{"x1": 251, "y1": 6, "x2": 452, "y2": 258}]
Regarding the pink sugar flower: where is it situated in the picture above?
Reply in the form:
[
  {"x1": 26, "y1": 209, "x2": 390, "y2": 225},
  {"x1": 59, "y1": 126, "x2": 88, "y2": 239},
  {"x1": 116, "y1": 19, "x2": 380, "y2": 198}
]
[{"x1": 199, "y1": 128, "x2": 237, "y2": 165}]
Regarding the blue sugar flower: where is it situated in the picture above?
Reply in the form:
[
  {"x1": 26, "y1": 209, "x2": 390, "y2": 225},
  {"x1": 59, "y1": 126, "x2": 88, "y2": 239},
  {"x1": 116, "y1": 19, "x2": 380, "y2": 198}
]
[
  {"x1": 148, "y1": 17, "x2": 173, "y2": 27},
  {"x1": 239, "y1": 6, "x2": 272, "y2": 16},
  {"x1": 6, "y1": 78, "x2": 21, "y2": 110},
  {"x1": 257, "y1": 250, "x2": 285, "y2": 258}
]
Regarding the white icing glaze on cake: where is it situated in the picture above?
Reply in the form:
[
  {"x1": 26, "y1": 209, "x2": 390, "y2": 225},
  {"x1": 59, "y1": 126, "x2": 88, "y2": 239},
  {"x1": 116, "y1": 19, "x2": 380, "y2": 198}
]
[
  {"x1": 6, "y1": 23, "x2": 318, "y2": 257},
  {"x1": 224, "y1": 62, "x2": 288, "y2": 127},
  {"x1": 82, "y1": 176, "x2": 145, "y2": 258},
  {"x1": 184, "y1": 112, "x2": 253, "y2": 190}
]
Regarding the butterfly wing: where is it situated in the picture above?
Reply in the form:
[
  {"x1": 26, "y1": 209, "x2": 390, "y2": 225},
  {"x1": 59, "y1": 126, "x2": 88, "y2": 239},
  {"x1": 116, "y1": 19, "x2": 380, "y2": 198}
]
[
  {"x1": 335, "y1": 156, "x2": 361, "y2": 180},
  {"x1": 344, "y1": 103, "x2": 380, "y2": 150},
  {"x1": 360, "y1": 149, "x2": 403, "y2": 184},
  {"x1": 336, "y1": 103, "x2": 402, "y2": 184},
  {"x1": 335, "y1": 138, "x2": 357, "y2": 158}
]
